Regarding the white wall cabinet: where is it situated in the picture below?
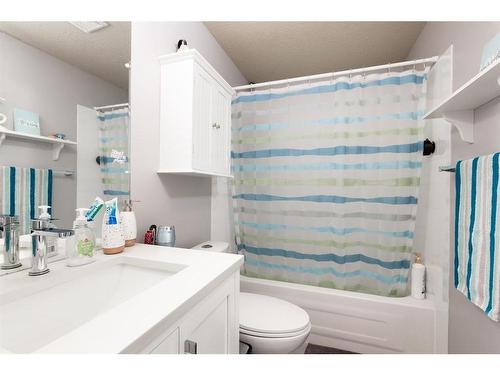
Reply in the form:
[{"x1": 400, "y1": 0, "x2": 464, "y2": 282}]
[
  {"x1": 140, "y1": 271, "x2": 240, "y2": 354},
  {"x1": 158, "y1": 49, "x2": 234, "y2": 178}
]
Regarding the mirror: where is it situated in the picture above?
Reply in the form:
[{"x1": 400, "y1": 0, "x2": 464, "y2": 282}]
[{"x1": 0, "y1": 22, "x2": 131, "y2": 275}]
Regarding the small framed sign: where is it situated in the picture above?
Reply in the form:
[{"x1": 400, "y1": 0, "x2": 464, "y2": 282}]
[{"x1": 13, "y1": 108, "x2": 40, "y2": 136}]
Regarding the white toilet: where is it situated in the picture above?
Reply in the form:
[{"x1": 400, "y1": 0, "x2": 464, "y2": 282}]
[{"x1": 192, "y1": 241, "x2": 311, "y2": 354}]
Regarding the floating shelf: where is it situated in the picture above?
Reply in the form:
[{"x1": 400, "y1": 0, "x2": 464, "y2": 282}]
[
  {"x1": 0, "y1": 128, "x2": 77, "y2": 160},
  {"x1": 423, "y1": 59, "x2": 500, "y2": 143}
]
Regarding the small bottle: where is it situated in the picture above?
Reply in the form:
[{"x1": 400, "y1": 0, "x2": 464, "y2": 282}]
[
  {"x1": 67, "y1": 208, "x2": 95, "y2": 267},
  {"x1": 411, "y1": 252, "x2": 426, "y2": 299},
  {"x1": 102, "y1": 198, "x2": 125, "y2": 255},
  {"x1": 120, "y1": 199, "x2": 137, "y2": 247}
]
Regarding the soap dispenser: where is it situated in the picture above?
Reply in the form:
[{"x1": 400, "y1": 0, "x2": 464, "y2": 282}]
[
  {"x1": 120, "y1": 199, "x2": 137, "y2": 247},
  {"x1": 38, "y1": 205, "x2": 57, "y2": 257},
  {"x1": 38, "y1": 205, "x2": 51, "y2": 220},
  {"x1": 67, "y1": 208, "x2": 96, "y2": 267}
]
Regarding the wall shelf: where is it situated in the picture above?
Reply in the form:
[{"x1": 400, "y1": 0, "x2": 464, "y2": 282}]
[
  {"x1": 423, "y1": 59, "x2": 500, "y2": 143},
  {"x1": 0, "y1": 128, "x2": 77, "y2": 160}
]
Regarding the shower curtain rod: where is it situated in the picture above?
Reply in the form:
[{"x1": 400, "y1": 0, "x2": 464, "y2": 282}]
[
  {"x1": 233, "y1": 56, "x2": 439, "y2": 91},
  {"x1": 94, "y1": 103, "x2": 129, "y2": 112}
]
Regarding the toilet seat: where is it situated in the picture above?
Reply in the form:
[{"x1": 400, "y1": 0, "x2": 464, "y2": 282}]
[
  {"x1": 240, "y1": 322, "x2": 311, "y2": 338},
  {"x1": 239, "y1": 293, "x2": 310, "y2": 336}
]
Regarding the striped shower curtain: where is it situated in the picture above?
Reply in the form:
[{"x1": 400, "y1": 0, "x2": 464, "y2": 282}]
[
  {"x1": 231, "y1": 69, "x2": 428, "y2": 297},
  {"x1": 0, "y1": 166, "x2": 52, "y2": 234},
  {"x1": 98, "y1": 108, "x2": 130, "y2": 201}
]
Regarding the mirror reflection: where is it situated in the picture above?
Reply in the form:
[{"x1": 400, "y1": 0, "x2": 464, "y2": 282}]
[{"x1": 0, "y1": 21, "x2": 130, "y2": 275}]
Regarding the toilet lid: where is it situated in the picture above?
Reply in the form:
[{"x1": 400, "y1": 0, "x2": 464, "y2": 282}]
[{"x1": 239, "y1": 293, "x2": 310, "y2": 335}]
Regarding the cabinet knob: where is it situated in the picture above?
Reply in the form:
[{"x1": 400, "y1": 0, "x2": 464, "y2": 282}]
[
  {"x1": 184, "y1": 339, "x2": 198, "y2": 354},
  {"x1": 212, "y1": 123, "x2": 221, "y2": 129}
]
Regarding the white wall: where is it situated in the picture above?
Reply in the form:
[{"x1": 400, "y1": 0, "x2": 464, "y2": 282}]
[
  {"x1": 0, "y1": 32, "x2": 127, "y2": 228},
  {"x1": 76, "y1": 105, "x2": 105, "y2": 236},
  {"x1": 129, "y1": 22, "x2": 246, "y2": 248},
  {"x1": 408, "y1": 21, "x2": 500, "y2": 353}
]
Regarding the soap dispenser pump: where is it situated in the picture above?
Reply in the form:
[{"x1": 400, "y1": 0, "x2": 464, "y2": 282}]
[
  {"x1": 38, "y1": 205, "x2": 51, "y2": 220},
  {"x1": 67, "y1": 208, "x2": 95, "y2": 267}
]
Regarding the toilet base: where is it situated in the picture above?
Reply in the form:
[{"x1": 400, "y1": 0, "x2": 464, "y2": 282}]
[{"x1": 240, "y1": 326, "x2": 311, "y2": 354}]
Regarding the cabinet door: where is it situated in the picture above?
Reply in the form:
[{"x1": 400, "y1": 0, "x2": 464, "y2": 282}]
[
  {"x1": 181, "y1": 296, "x2": 229, "y2": 354},
  {"x1": 149, "y1": 327, "x2": 180, "y2": 354},
  {"x1": 210, "y1": 84, "x2": 231, "y2": 175},
  {"x1": 192, "y1": 67, "x2": 213, "y2": 172}
]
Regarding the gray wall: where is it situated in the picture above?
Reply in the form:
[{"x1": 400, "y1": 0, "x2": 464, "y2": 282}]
[
  {"x1": 408, "y1": 21, "x2": 500, "y2": 353},
  {"x1": 0, "y1": 32, "x2": 128, "y2": 228},
  {"x1": 129, "y1": 22, "x2": 246, "y2": 248}
]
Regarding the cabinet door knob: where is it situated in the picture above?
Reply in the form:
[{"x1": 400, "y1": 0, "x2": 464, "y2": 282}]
[
  {"x1": 212, "y1": 123, "x2": 221, "y2": 129},
  {"x1": 184, "y1": 339, "x2": 198, "y2": 354}
]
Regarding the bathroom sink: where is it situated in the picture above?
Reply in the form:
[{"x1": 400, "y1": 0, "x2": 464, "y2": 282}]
[{"x1": 0, "y1": 257, "x2": 186, "y2": 353}]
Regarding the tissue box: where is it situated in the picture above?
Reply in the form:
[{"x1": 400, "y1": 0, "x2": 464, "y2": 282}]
[{"x1": 480, "y1": 33, "x2": 500, "y2": 71}]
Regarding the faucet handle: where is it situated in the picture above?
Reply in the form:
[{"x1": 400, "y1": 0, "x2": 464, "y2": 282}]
[
  {"x1": 32, "y1": 228, "x2": 74, "y2": 238},
  {"x1": 0, "y1": 215, "x2": 19, "y2": 226}
]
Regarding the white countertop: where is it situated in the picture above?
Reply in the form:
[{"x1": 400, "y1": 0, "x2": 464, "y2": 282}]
[{"x1": 0, "y1": 244, "x2": 243, "y2": 353}]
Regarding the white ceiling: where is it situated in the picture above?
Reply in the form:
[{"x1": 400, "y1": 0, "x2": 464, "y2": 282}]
[
  {"x1": 0, "y1": 22, "x2": 426, "y2": 89},
  {"x1": 0, "y1": 21, "x2": 130, "y2": 90},
  {"x1": 204, "y1": 22, "x2": 426, "y2": 84}
]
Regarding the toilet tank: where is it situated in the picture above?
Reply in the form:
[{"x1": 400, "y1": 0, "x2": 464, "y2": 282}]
[{"x1": 191, "y1": 241, "x2": 229, "y2": 253}]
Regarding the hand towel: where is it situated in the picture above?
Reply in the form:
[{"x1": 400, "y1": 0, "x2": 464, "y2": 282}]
[
  {"x1": 0, "y1": 166, "x2": 53, "y2": 234},
  {"x1": 455, "y1": 153, "x2": 500, "y2": 321}
]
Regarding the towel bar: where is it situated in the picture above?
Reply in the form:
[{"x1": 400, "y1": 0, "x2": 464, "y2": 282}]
[{"x1": 439, "y1": 166, "x2": 456, "y2": 173}]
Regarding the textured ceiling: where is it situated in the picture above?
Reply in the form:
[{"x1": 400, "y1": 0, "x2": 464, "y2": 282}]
[
  {"x1": 204, "y1": 22, "x2": 426, "y2": 84},
  {"x1": 0, "y1": 21, "x2": 130, "y2": 90}
]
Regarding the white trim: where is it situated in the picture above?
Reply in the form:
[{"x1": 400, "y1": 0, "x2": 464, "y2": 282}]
[
  {"x1": 94, "y1": 103, "x2": 129, "y2": 112},
  {"x1": 234, "y1": 56, "x2": 439, "y2": 92}
]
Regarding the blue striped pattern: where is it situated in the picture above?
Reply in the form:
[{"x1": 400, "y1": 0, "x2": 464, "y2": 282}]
[
  {"x1": 233, "y1": 74, "x2": 426, "y2": 104},
  {"x1": 245, "y1": 257, "x2": 408, "y2": 285},
  {"x1": 232, "y1": 70, "x2": 426, "y2": 297},
  {"x1": 486, "y1": 153, "x2": 499, "y2": 314},
  {"x1": 238, "y1": 220, "x2": 413, "y2": 238},
  {"x1": 240, "y1": 244, "x2": 410, "y2": 269},
  {"x1": 233, "y1": 111, "x2": 423, "y2": 132},
  {"x1": 98, "y1": 108, "x2": 130, "y2": 201},
  {"x1": 0, "y1": 167, "x2": 53, "y2": 234},
  {"x1": 455, "y1": 153, "x2": 500, "y2": 321},
  {"x1": 9, "y1": 167, "x2": 15, "y2": 216},
  {"x1": 231, "y1": 142, "x2": 422, "y2": 159},
  {"x1": 98, "y1": 112, "x2": 129, "y2": 121},
  {"x1": 233, "y1": 193, "x2": 417, "y2": 205},
  {"x1": 232, "y1": 160, "x2": 422, "y2": 173},
  {"x1": 466, "y1": 157, "x2": 479, "y2": 299},
  {"x1": 454, "y1": 161, "x2": 462, "y2": 288}
]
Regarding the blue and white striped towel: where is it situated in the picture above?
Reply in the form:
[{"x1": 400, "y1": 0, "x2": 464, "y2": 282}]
[
  {"x1": 0, "y1": 166, "x2": 53, "y2": 235},
  {"x1": 455, "y1": 153, "x2": 500, "y2": 321}
]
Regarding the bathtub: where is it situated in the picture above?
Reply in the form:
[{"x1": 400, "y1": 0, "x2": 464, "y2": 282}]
[{"x1": 240, "y1": 275, "x2": 447, "y2": 354}]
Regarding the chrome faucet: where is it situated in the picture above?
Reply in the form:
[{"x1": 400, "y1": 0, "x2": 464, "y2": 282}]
[
  {"x1": 0, "y1": 215, "x2": 22, "y2": 270},
  {"x1": 29, "y1": 218, "x2": 74, "y2": 276}
]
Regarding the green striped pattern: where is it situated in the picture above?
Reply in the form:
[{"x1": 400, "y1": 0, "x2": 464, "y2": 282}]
[
  {"x1": 233, "y1": 177, "x2": 420, "y2": 187},
  {"x1": 232, "y1": 69, "x2": 428, "y2": 297},
  {"x1": 233, "y1": 127, "x2": 423, "y2": 145}
]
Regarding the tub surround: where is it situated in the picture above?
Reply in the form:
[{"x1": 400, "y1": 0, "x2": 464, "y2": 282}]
[
  {"x1": 241, "y1": 275, "x2": 439, "y2": 354},
  {"x1": 0, "y1": 244, "x2": 243, "y2": 354}
]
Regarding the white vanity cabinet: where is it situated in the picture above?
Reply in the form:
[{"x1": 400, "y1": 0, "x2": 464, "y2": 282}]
[
  {"x1": 139, "y1": 271, "x2": 240, "y2": 354},
  {"x1": 158, "y1": 49, "x2": 234, "y2": 178}
]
